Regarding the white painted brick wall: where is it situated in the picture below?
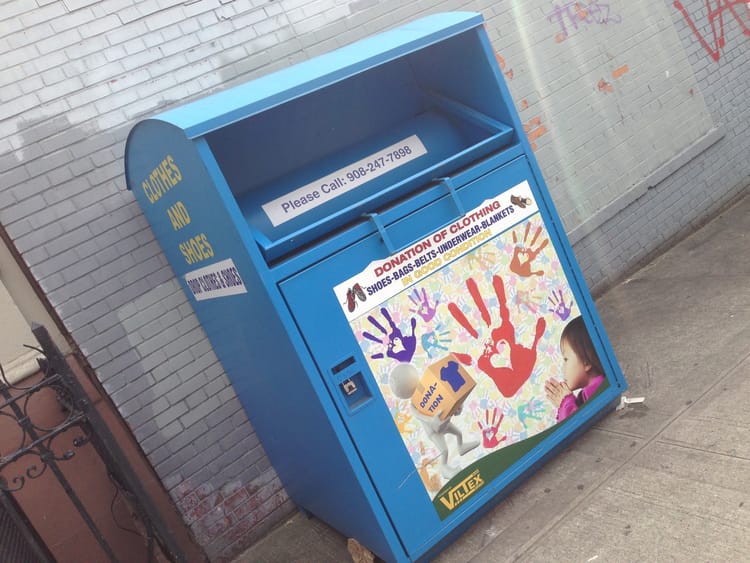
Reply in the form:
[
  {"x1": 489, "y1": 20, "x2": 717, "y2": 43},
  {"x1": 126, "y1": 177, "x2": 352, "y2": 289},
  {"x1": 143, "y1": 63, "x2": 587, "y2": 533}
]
[{"x1": 0, "y1": 0, "x2": 747, "y2": 559}]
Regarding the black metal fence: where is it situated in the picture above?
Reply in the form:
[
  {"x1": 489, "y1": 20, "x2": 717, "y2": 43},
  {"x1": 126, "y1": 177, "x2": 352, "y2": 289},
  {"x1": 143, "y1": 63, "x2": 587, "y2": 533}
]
[
  {"x1": 0, "y1": 323, "x2": 190, "y2": 562},
  {"x1": 0, "y1": 488, "x2": 54, "y2": 563}
]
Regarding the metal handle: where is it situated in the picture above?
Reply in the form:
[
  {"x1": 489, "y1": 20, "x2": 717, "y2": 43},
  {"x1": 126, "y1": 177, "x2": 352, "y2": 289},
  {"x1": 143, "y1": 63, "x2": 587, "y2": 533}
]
[{"x1": 365, "y1": 176, "x2": 465, "y2": 254}]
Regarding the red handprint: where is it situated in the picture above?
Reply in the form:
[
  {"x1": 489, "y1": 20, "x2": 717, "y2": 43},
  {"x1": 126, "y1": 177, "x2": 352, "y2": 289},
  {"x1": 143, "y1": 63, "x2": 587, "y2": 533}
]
[
  {"x1": 448, "y1": 275, "x2": 546, "y2": 397},
  {"x1": 477, "y1": 407, "x2": 507, "y2": 448},
  {"x1": 510, "y1": 222, "x2": 549, "y2": 277}
]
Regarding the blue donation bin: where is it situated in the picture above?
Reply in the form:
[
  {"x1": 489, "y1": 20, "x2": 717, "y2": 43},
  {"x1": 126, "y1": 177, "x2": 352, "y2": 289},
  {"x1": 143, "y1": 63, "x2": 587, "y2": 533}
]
[{"x1": 125, "y1": 12, "x2": 627, "y2": 562}]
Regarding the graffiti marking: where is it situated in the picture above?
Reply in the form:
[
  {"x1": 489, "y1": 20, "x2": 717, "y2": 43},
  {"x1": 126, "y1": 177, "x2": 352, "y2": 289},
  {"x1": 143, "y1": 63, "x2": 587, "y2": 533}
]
[
  {"x1": 548, "y1": 1, "x2": 623, "y2": 42},
  {"x1": 673, "y1": 0, "x2": 750, "y2": 62}
]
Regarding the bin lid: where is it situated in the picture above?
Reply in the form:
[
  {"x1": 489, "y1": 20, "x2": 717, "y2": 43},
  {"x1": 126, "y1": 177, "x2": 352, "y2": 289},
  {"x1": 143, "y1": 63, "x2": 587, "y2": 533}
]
[{"x1": 149, "y1": 12, "x2": 484, "y2": 139}]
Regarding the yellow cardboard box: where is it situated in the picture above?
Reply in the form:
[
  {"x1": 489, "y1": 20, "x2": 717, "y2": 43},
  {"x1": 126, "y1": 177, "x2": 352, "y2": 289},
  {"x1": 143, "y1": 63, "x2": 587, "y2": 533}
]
[{"x1": 411, "y1": 354, "x2": 476, "y2": 420}]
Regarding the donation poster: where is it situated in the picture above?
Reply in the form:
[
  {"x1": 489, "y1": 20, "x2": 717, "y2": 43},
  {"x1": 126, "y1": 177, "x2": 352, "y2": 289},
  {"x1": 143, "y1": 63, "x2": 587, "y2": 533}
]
[{"x1": 334, "y1": 181, "x2": 608, "y2": 518}]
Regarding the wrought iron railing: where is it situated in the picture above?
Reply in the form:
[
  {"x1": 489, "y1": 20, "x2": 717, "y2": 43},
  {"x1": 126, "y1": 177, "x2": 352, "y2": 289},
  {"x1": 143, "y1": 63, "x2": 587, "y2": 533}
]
[{"x1": 0, "y1": 323, "x2": 191, "y2": 562}]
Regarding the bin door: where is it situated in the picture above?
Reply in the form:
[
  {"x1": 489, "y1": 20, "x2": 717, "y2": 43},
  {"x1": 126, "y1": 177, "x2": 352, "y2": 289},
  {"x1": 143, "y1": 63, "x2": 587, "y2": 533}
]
[{"x1": 279, "y1": 155, "x2": 620, "y2": 556}]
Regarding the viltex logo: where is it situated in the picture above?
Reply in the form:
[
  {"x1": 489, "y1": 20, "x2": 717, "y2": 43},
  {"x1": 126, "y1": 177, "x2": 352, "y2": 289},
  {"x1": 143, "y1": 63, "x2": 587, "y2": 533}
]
[{"x1": 438, "y1": 469, "x2": 484, "y2": 511}]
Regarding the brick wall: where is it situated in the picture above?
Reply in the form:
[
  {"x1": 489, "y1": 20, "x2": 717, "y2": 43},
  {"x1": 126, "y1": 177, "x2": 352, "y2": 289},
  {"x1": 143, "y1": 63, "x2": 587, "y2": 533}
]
[
  {"x1": 572, "y1": 0, "x2": 750, "y2": 294},
  {"x1": 1, "y1": 0, "x2": 747, "y2": 560}
]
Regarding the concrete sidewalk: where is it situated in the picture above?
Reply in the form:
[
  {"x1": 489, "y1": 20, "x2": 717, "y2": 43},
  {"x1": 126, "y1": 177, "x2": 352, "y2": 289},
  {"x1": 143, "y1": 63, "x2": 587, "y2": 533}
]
[{"x1": 235, "y1": 193, "x2": 750, "y2": 562}]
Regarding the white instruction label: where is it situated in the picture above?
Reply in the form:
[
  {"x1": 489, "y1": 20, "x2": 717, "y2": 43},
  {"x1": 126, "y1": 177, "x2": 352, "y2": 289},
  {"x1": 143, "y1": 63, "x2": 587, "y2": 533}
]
[
  {"x1": 262, "y1": 135, "x2": 427, "y2": 226},
  {"x1": 184, "y1": 258, "x2": 247, "y2": 301}
]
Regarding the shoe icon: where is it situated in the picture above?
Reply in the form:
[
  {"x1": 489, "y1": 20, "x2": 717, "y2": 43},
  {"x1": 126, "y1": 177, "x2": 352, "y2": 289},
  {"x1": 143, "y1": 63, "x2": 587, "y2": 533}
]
[
  {"x1": 344, "y1": 283, "x2": 367, "y2": 312},
  {"x1": 353, "y1": 283, "x2": 366, "y2": 302},
  {"x1": 510, "y1": 195, "x2": 532, "y2": 209}
]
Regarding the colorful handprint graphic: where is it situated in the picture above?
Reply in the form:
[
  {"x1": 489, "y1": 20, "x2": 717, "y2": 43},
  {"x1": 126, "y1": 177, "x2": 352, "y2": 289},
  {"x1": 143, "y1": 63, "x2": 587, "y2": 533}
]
[
  {"x1": 393, "y1": 403, "x2": 415, "y2": 434},
  {"x1": 448, "y1": 275, "x2": 546, "y2": 397},
  {"x1": 548, "y1": 289, "x2": 573, "y2": 321},
  {"x1": 510, "y1": 222, "x2": 549, "y2": 277},
  {"x1": 363, "y1": 307, "x2": 417, "y2": 362},
  {"x1": 409, "y1": 287, "x2": 438, "y2": 322},
  {"x1": 477, "y1": 407, "x2": 507, "y2": 448},
  {"x1": 421, "y1": 324, "x2": 451, "y2": 358},
  {"x1": 466, "y1": 245, "x2": 498, "y2": 272},
  {"x1": 417, "y1": 443, "x2": 443, "y2": 492},
  {"x1": 517, "y1": 398, "x2": 545, "y2": 428},
  {"x1": 513, "y1": 287, "x2": 542, "y2": 314}
]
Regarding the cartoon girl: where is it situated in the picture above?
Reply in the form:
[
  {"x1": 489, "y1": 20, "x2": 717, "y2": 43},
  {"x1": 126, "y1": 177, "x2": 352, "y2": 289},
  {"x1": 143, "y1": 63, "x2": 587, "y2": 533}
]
[{"x1": 544, "y1": 316, "x2": 605, "y2": 422}]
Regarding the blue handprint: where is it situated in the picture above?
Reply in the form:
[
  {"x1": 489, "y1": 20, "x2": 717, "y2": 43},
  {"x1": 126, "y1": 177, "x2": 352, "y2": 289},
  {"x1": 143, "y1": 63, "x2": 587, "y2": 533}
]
[
  {"x1": 517, "y1": 398, "x2": 545, "y2": 428},
  {"x1": 363, "y1": 307, "x2": 417, "y2": 362},
  {"x1": 420, "y1": 324, "x2": 451, "y2": 358},
  {"x1": 548, "y1": 289, "x2": 572, "y2": 321},
  {"x1": 409, "y1": 287, "x2": 438, "y2": 322}
]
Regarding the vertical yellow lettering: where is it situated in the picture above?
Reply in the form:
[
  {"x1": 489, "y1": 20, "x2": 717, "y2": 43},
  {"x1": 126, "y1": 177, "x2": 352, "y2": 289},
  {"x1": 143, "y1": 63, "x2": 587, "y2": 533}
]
[
  {"x1": 178, "y1": 233, "x2": 214, "y2": 265},
  {"x1": 167, "y1": 201, "x2": 191, "y2": 231},
  {"x1": 140, "y1": 155, "x2": 183, "y2": 205},
  {"x1": 167, "y1": 154, "x2": 182, "y2": 183}
]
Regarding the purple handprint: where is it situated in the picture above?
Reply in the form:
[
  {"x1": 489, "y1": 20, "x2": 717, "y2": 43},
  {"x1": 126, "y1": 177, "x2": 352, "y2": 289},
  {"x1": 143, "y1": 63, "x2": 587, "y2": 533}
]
[
  {"x1": 408, "y1": 287, "x2": 438, "y2": 322},
  {"x1": 363, "y1": 308, "x2": 417, "y2": 362},
  {"x1": 548, "y1": 289, "x2": 572, "y2": 321}
]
